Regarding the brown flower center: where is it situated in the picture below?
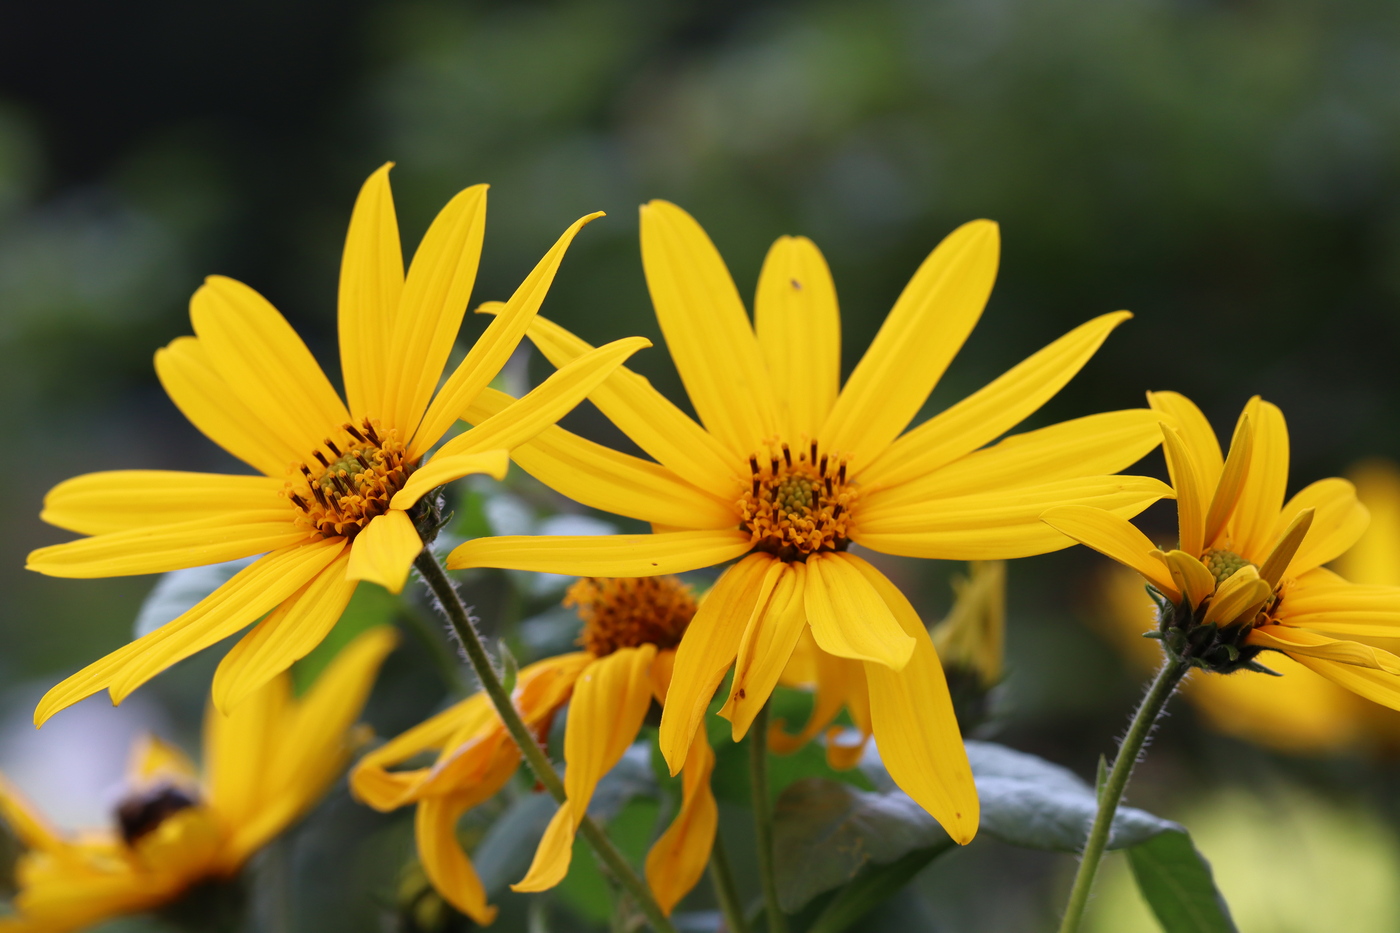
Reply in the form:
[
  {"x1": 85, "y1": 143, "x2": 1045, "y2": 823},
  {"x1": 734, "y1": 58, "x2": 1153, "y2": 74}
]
[
  {"x1": 568, "y1": 576, "x2": 698, "y2": 657},
  {"x1": 116, "y1": 784, "x2": 198, "y2": 846},
  {"x1": 284, "y1": 419, "x2": 415, "y2": 540},
  {"x1": 738, "y1": 440, "x2": 855, "y2": 560}
]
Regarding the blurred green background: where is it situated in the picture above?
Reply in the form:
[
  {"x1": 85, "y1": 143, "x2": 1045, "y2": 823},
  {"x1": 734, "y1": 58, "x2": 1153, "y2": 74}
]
[{"x1": 4, "y1": 1, "x2": 1400, "y2": 930}]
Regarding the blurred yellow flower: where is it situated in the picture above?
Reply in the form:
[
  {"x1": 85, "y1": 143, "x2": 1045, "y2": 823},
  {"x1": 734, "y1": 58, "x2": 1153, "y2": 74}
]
[
  {"x1": 447, "y1": 201, "x2": 1171, "y2": 843},
  {"x1": 351, "y1": 576, "x2": 716, "y2": 924},
  {"x1": 932, "y1": 561, "x2": 1007, "y2": 691},
  {"x1": 26, "y1": 164, "x2": 646, "y2": 724},
  {"x1": 0, "y1": 627, "x2": 395, "y2": 933},
  {"x1": 1046, "y1": 393, "x2": 1400, "y2": 713}
]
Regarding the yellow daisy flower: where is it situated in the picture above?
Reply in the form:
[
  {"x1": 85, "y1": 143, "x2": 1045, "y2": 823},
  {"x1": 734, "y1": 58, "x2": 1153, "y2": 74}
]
[
  {"x1": 0, "y1": 627, "x2": 396, "y2": 933},
  {"x1": 445, "y1": 201, "x2": 1172, "y2": 842},
  {"x1": 26, "y1": 164, "x2": 648, "y2": 724},
  {"x1": 1044, "y1": 393, "x2": 1400, "y2": 708},
  {"x1": 351, "y1": 576, "x2": 717, "y2": 924}
]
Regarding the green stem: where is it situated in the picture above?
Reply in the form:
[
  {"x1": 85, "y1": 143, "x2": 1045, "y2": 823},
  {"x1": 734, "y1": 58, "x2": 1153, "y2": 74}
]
[
  {"x1": 412, "y1": 550, "x2": 679, "y2": 933},
  {"x1": 749, "y1": 703, "x2": 787, "y2": 933},
  {"x1": 709, "y1": 831, "x2": 750, "y2": 933},
  {"x1": 1057, "y1": 656, "x2": 1188, "y2": 933}
]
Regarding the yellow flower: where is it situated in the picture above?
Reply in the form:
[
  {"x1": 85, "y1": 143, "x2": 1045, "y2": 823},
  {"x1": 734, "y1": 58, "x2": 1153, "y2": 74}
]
[
  {"x1": 27, "y1": 164, "x2": 648, "y2": 724},
  {"x1": 351, "y1": 576, "x2": 717, "y2": 924},
  {"x1": 0, "y1": 627, "x2": 396, "y2": 933},
  {"x1": 1045, "y1": 393, "x2": 1400, "y2": 710},
  {"x1": 445, "y1": 202, "x2": 1171, "y2": 843},
  {"x1": 931, "y1": 561, "x2": 1008, "y2": 691}
]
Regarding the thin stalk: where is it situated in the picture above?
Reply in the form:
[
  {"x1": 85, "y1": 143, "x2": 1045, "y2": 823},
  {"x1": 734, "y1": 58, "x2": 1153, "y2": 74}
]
[
  {"x1": 709, "y1": 831, "x2": 750, "y2": 933},
  {"x1": 1057, "y1": 656, "x2": 1188, "y2": 933},
  {"x1": 749, "y1": 703, "x2": 787, "y2": 933},
  {"x1": 412, "y1": 550, "x2": 679, "y2": 933}
]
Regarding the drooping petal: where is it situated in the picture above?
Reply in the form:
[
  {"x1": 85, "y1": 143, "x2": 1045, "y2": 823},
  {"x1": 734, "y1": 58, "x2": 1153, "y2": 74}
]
[
  {"x1": 1286, "y1": 652, "x2": 1400, "y2": 711},
  {"x1": 346, "y1": 510, "x2": 423, "y2": 593},
  {"x1": 211, "y1": 549, "x2": 359, "y2": 713},
  {"x1": 1203, "y1": 412, "x2": 1253, "y2": 549},
  {"x1": 464, "y1": 388, "x2": 735, "y2": 529},
  {"x1": 1229, "y1": 397, "x2": 1289, "y2": 560},
  {"x1": 40, "y1": 471, "x2": 288, "y2": 536},
  {"x1": 1041, "y1": 506, "x2": 1179, "y2": 598},
  {"x1": 1275, "y1": 478, "x2": 1370, "y2": 578},
  {"x1": 754, "y1": 235, "x2": 840, "y2": 439},
  {"x1": 410, "y1": 210, "x2": 603, "y2": 456},
  {"x1": 658, "y1": 554, "x2": 774, "y2": 773},
  {"x1": 645, "y1": 729, "x2": 718, "y2": 916},
  {"x1": 389, "y1": 450, "x2": 509, "y2": 512},
  {"x1": 1146, "y1": 391, "x2": 1224, "y2": 489},
  {"x1": 1159, "y1": 424, "x2": 1207, "y2": 557},
  {"x1": 34, "y1": 539, "x2": 346, "y2": 726},
  {"x1": 639, "y1": 200, "x2": 779, "y2": 457},
  {"x1": 1247, "y1": 626, "x2": 1400, "y2": 674},
  {"x1": 848, "y1": 557, "x2": 977, "y2": 844},
  {"x1": 514, "y1": 646, "x2": 656, "y2": 892},
  {"x1": 804, "y1": 552, "x2": 915, "y2": 670},
  {"x1": 155, "y1": 336, "x2": 304, "y2": 477},
  {"x1": 338, "y1": 163, "x2": 404, "y2": 420},
  {"x1": 190, "y1": 276, "x2": 350, "y2": 454},
  {"x1": 416, "y1": 794, "x2": 498, "y2": 925},
  {"x1": 446, "y1": 529, "x2": 751, "y2": 577},
  {"x1": 1274, "y1": 570, "x2": 1400, "y2": 636},
  {"x1": 861, "y1": 311, "x2": 1131, "y2": 487},
  {"x1": 722, "y1": 561, "x2": 808, "y2": 739},
  {"x1": 26, "y1": 511, "x2": 311, "y2": 579},
  {"x1": 768, "y1": 630, "x2": 869, "y2": 762}
]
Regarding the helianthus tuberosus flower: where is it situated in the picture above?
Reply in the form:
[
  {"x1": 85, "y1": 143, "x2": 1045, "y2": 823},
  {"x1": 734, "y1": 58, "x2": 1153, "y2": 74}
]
[
  {"x1": 27, "y1": 165, "x2": 648, "y2": 723},
  {"x1": 1045, "y1": 393, "x2": 1400, "y2": 709},
  {"x1": 445, "y1": 201, "x2": 1171, "y2": 843},
  {"x1": 0, "y1": 627, "x2": 395, "y2": 933},
  {"x1": 351, "y1": 576, "x2": 716, "y2": 923}
]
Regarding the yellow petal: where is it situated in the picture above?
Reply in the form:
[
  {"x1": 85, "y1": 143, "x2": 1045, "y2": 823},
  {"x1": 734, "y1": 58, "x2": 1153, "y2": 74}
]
[
  {"x1": 514, "y1": 646, "x2": 656, "y2": 892},
  {"x1": 446, "y1": 529, "x2": 751, "y2": 576},
  {"x1": 722, "y1": 561, "x2": 808, "y2": 739},
  {"x1": 1203, "y1": 411, "x2": 1253, "y2": 549},
  {"x1": 410, "y1": 210, "x2": 606, "y2": 455},
  {"x1": 1200, "y1": 566, "x2": 1272, "y2": 627},
  {"x1": 862, "y1": 310, "x2": 1131, "y2": 488},
  {"x1": 804, "y1": 552, "x2": 915, "y2": 670},
  {"x1": 346, "y1": 510, "x2": 423, "y2": 593},
  {"x1": 658, "y1": 554, "x2": 773, "y2": 774},
  {"x1": 0, "y1": 774, "x2": 64, "y2": 853},
  {"x1": 1247, "y1": 625, "x2": 1400, "y2": 674},
  {"x1": 34, "y1": 539, "x2": 346, "y2": 726},
  {"x1": 389, "y1": 450, "x2": 509, "y2": 512},
  {"x1": 155, "y1": 336, "x2": 303, "y2": 476},
  {"x1": 26, "y1": 511, "x2": 311, "y2": 579},
  {"x1": 867, "y1": 408, "x2": 1162, "y2": 507},
  {"x1": 1159, "y1": 425, "x2": 1207, "y2": 557},
  {"x1": 754, "y1": 235, "x2": 840, "y2": 439},
  {"x1": 1041, "y1": 505, "x2": 1179, "y2": 598},
  {"x1": 1156, "y1": 549, "x2": 1216, "y2": 608},
  {"x1": 40, "y1": 470, "x2": 287, "y2": 537},
  {"x1": 351, "y1": 696, "x2": 499, "y2": 811},
  {"x1": 645, "y1": 729, "x2": 718, "y2": 916},
  {"x1": 639, "y1": 199, "x2": 778, "y2": 457},
  {"x1": 769, "y1": 631, "x2": 868, "y2": 758},
  {"x1": 1285, "y1": 651, "x2": 1400, "y2": 712},
  {"x1": 1275, "y1": 478, "x2": 1370, "y2": 578},
  {"x1": 464, "y1": 388, "x2": 735, "y2": 529},
  {"x1": 205, "y1": 661, "x2": 289, "y2": 828},
  {"x1": 1336, "y1": 460, "x2": 1400, "y2": 586},
  {"x1": 416, "y1": 794, "x2": 498, "y2": 925},
  {"x1": 502, "y1": 311, "x2": 739, "y2": 498},
  {"x1": 1146, "y1": 391, "x2": 1224, "y2": 489},
  {"x1": 190, "y1": 275, "x2": 349, "y2": 455},
  {"x1": 338, "y1": 163, "x2": 404, "y2": 420},
  {"x1": 1274, "y1": 570, "x2": 1400, "y2": 636},
  {"x1": 127, "y1": 733, "x2": 198, "y2": 787},
  {"x1": 1229, "y1": 397, "x2": 1289, "y2": 560},
  {"x1": 211, "y1": 549, "x2": 359, "y2": 713},
  {"x1": 1258, "y1": 508, "x2": 1314, "y2": 589},
  {"x1": 848, "y1": 557, "x2": 978, "y2": 844}
]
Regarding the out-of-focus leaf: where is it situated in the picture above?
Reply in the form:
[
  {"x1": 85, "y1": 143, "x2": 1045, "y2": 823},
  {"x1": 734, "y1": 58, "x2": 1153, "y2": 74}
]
[
  {"x1": 291, "y1": 584, "x2": 399, "y2": 693},
  {"x1": 1129, "y1": 829, "x2": 1237, "y2": 933},
  {"x1": 587, "y1": 744, "x2": 658, "y2": 822},
  {"x1": 473, "y1": 792, "x2": 557, "y2": 896},
  {"x1": 132, "y1": 556, "x2": 254, "y2": 637},
  {"x1": 806, "y1": 846, "x2": 946, "y2": 933}
]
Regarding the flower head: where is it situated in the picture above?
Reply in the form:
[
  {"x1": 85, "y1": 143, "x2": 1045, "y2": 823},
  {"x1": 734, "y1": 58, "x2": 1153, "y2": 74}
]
[
  {"x1": 27, "y1": 165, "x2": 648, "y2": 723},
  {"x1": 351, "y1": 575, "x2": 715, "y2": 924},
  {"x1": 445, "y1": 202, "x2": 1172, "y2": 843},
  {"x1": 0, "y1": 627, "x2": 395, "y2": 933},
  {"x1": 1045, "y1": 394, "x2": 1400, "y2": 709}
]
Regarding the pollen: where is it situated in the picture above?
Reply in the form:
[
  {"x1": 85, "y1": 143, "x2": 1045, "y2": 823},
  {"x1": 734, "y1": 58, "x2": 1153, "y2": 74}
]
[
  {"x1": 1202, "y1": 548, "x2": 1255, "y2": 585},
  {"x1": 738, "y1": 440, "x2": 855, "y2": 560},
  {"x1": 567, "y1": 576, "x2": 698, "y2": 657},
  {"x1": 283, "y1": 418, "x2": 414, "y2": 540}
]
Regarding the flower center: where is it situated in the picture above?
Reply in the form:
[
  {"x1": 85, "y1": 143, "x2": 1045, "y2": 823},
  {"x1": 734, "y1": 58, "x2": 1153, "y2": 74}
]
[
  {"x1": 1201, "y1": 548, "x2": 1254, "y2": 585},
  {"x1": 568, "y1": 576, "x2": 698, "y2": 657},
  {"x1": 738, "y1": 440, "x2": 855, "y2": 560},
  {"x1": 116, "y1": 784, "x2": 198, "y2": 846},
  {"x1": 284, "y1": 419, "x2": 415, "y2": 540}
]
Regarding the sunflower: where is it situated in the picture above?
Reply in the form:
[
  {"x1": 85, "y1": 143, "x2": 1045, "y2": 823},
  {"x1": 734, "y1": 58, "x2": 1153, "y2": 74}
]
[
  {"x1": 351, "y1": 576, "x2": 716, "y2": 924},
  {"x1": 1044, "y1": 393, "x2": 1400, "y2": 709},
  {"x1": 0, "y1": 627, "x2": 395, "y2": 933},
  {"x1": 27, "y1": 164, "x2": 648, "y2": 724},
  {"x1": 444, "y1": 201, "x2": 1171, "y2": 843}
]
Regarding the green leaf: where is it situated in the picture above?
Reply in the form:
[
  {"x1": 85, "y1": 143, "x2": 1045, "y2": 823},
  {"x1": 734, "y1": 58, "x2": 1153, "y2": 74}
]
[
  {"x1": 1128, "y1": 829, "x2": 1237, "y2": 933},
  {"x1": 291, "y1": 583, "x2": 399, "y2": 693},
  {"x1": 498, "y1": 638, "x2": 520, "y2": 695},
  {"x1": 806, "y1": 846, "x2": 946, "y2": 933}
]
